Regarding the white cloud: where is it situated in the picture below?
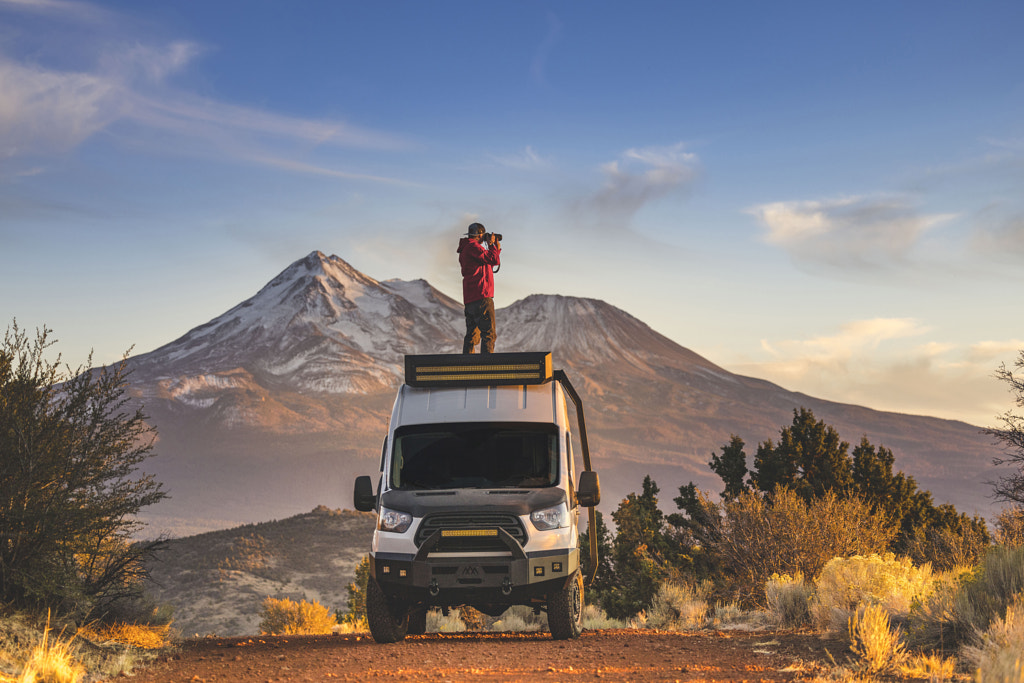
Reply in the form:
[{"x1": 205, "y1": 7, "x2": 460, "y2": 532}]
[
  {"x1": 571, "y1": 142, "x2": 699, "y2": 234},
  {"x1": 0, "y1": 2, "x2": 410, "y2": 182},
  {"x1": 0, "y1": 58, "x2": 120, "y2": 157},
  {"x1": 748, "y1": 195, "x2": 955, "y2": 268}
]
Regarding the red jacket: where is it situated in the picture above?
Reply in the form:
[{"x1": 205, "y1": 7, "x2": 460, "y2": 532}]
[{"x1": 457, "y1": 237, "x2": 501, "y2": 304}]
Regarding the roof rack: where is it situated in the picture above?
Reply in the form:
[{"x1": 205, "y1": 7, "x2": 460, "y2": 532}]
[{"x1": 404, "y1": 352, "x2": 552, "y2": 388}]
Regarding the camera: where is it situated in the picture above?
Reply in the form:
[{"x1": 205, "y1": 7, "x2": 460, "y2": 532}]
[{"x1": 485, "y1": 232, "x2": 503, "y2": 243}]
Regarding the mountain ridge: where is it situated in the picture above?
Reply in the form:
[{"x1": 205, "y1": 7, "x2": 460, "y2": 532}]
[{"x1": 125, "y1": 251, "x2": 1002, "y2": 537}]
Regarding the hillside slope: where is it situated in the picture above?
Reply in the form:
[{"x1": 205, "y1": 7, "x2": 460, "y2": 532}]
[{"x1": 145, "y1": 507, "x2": 374, "y2": 637}]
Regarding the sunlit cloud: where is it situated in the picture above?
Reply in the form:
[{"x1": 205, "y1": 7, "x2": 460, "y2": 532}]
[
  {"x1": 735, "y1": 320, "x2": 1022, "y2": 426},
  {"x1": 571, "y1": 142, "x2": 699, "y2": 234},
  {"x1": 748, "y1": 195, "x2": 956, "y2": 268}
]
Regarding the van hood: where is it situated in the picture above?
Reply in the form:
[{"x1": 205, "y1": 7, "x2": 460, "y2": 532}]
[{"x1": 380, "y1": 487, "x2": 567, "y2": 518}]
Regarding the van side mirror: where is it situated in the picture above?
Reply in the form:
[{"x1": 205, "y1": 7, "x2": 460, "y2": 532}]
[
  {"x1": 577, "y1": 471, "x2": 600, "y2": 507},
  {"x1": 353, "y1": 476, "x2": 376, "y2": 512}
]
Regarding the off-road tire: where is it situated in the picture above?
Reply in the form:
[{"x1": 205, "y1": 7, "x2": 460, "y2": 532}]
[
  {"x1": 366, "y1": 578, "x2": 409, "y2": 643},
  {"x1": 548, "y1": 570, "x2": 584, "y2": 640},
  {"x1": 407, "y1": 606, "x2": 428, "y2": 635}
]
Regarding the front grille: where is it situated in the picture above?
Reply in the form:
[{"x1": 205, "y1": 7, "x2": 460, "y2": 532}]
[{"x1": 415, "y1": 512, "x2": 527, "y2": 552}]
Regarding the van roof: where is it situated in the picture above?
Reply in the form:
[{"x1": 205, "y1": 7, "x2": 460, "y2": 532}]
[{"x1": 404, "y1": 352, "x2": 552, "y2": 388}]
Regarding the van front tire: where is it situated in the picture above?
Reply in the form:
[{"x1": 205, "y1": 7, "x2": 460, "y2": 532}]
[
  {"x1": 548, "y1": 571, "x2": 584, "y2": 640},
  {"x1": 366, "y1": 578, "x2": 409, "y2": 643}
]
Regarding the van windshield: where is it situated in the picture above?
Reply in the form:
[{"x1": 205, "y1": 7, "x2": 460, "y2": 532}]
[{"x1": 390, "y1": 422, "x2": 560, "y2": 490}]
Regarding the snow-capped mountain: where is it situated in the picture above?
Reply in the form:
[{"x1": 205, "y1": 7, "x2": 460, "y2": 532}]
[
  {"x1": 132, "y1": 251, "x2": 463, "y2": 396},
  {"x1": 128, "y1": 252, "x2": 1002, "y2": 537}
]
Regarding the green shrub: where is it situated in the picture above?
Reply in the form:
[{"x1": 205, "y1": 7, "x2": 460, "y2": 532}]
[
  {"x1": 811, "y1": 554, "x2": 934, "y2": 633},
  {"x1": 258, "y1": 597, "x2": 336, "y2": 635},
  {"x1": 765, "y1": 573, "x2": 812, "y2": 627},
  {"x1": 646, "y1": 580, "x2": 711, "y2": 631}
]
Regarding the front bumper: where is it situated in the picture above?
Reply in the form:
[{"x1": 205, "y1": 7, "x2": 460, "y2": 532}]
[{"x1": 371, "y1": 529, "x2": 579, "y2": 603}]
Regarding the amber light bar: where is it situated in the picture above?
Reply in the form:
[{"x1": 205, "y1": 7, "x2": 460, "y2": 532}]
[
  {"x1": 405, "y1": 352, "x2": 552, "y2": 387},
  {"x1": 441, "y1": 529, "x2": 498, "y2": 538}
]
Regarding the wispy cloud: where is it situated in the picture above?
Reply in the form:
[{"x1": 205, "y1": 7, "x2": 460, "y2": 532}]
[
  {"x1": 571, "y1": 142, "x2": 699, "y2": 234},
  {"x1": 0, "y1": 1, "x2": 410, "y2": 182},
  {"x1": 748, "y1": 195, "x2": 956, "y2": 269},
  {"x1": 488, "y1": 146, "x2": 551, "y2": 171},
  {"x1": 530, "y1": 11, "x2": 562, "y2": 87}
]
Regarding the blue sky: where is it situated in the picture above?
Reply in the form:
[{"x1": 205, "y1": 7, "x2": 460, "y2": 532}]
[{"x1": 2, "y1": 0, "x2": 1022, "y2": 427}]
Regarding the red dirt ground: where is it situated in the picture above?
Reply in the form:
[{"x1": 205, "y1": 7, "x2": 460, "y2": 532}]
[{"x1": 131, "y1": 629, "x2": 849, "y2": 682}]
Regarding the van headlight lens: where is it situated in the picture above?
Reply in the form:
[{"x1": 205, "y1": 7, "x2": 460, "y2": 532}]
[
  {"x1": 530, "y1": 503, "x2": 569, "y2": 531},
  {"x1": 378, "y1": 508, "x2": 413, "y2": 533}
]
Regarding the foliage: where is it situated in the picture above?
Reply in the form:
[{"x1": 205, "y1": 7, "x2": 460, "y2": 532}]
[
  {"x1": 751, "y1": 408, "x2": 853, "y2": 500},
  {"x1": 713, "y1": 488, "x2": 894, "y2": 604},
  {"x1": 645, "y1": 580, "x2": 712, "y2": 631},
  {"x1": 708, "y1": 435, "x2": 749, "y2": 500},
  {"x1": 697, "y1": 408, "x2": 991, "y2": 570},
  {"x1": 901, "y1": 511, "x2": 992, "y2": 571},
  {"x1": 848, "y1": 604, "x2": 907, "y2": 676},
  {"x1": 258, "y1": 597, "x2": 336, "y2": 635},
  {"x1": 578, "y1": 510, "x2": 616, "y2": 597},
  {"x1": 340, "y1": 556, "x2": 370, "y2": 625},
  {"x1": 0, "y1": 322, "x2": 166, "y2": 617},
  {"x1": 811, "y1": 553, "x2": 934, "y2": 633},
  {"x1": 995, "y1": 505, "x2": 1024, "y2": 547},
  {"x1": 602, "y1": 476, "x2": 683, "y2": 620},
  {"x1": 988, "y1": 349, "x2": 1024, "y2": 506},
  {"x1": 765, "y1": 573, "x2": 812, "y2": 627}
]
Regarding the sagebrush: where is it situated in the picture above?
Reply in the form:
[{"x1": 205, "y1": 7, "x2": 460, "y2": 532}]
[{"x1": 258, "y1": 597, "x2": 336, "y2": 635}]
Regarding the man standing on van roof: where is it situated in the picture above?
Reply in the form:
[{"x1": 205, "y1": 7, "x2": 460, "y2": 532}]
[{"x1": 457, "y1": 222, "x2": 501, "y2": 353}]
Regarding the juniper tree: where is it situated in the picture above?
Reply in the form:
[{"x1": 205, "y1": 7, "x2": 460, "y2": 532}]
[
  {"x1": 0, "y1": 321, "x2": 166, "y2": 616},
  {"x1": 988, "y1": 350, "x2": 1024, "y2": 506}
]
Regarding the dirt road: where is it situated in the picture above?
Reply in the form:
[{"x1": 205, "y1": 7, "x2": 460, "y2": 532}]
[{"x1": 132, "y1": 629, "x2": 842, "y2": 682}]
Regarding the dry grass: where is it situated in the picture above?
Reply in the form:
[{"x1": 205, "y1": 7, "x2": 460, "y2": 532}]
[
  {"x1": 963, "y1": 600, "x2": 1024, "y2": 683},
  {"x1": 16, "y1": 625, "x2": 84, "y2": 683},
  {"x1": 77, "y1": 621, "x2": 173, "y2": 650},
  {"x1": 766, "y1": 572, "x2": 813, "y2": 627},
  {"x1": 646, "y1": 580, "x2": 712, "y2": 631},
  {"x1": 848, "y1": 604, "x2": 907, "y2": 676}
]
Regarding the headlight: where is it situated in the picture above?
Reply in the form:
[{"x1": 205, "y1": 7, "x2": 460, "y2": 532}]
[
  {"x1": 378, "y1": 508, "x2": 413, "y2": 533},
  {"x1": 530, "y1": 503, "x2": 569, "y2": 531}
]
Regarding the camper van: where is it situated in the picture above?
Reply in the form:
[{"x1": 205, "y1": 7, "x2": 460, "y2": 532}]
[{"x1": 353, "y1": 352, "x2": 601, "y2": 642}]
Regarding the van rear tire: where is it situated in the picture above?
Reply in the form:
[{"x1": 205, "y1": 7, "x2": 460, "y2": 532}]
[
  {"x1": 366, "y1": 578, "x2": 409, "y2": 643},
  {"x1": 548, "y1": 571, "x2": 584, "y2": 640}
]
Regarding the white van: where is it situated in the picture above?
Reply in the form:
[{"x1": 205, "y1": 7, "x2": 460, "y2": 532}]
[{"x1": 353, "y1": 352, "x2": 601, "y2": 642}]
